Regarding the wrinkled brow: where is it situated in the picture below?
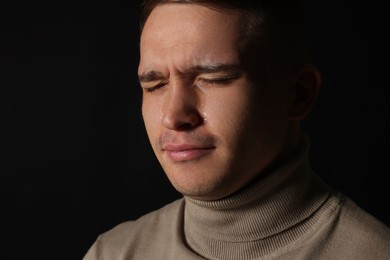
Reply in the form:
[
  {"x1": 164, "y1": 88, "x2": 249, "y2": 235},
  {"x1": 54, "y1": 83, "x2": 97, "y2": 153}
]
[
  {"x1": 138, "y1": 70, "x2": 165, "y2": 83},
  {"x1": 138, "y1": 63, "x2": 242, "y2": 83},
  {"x1": 187, "y1": 63, "x2": 242, "y2": 74}
]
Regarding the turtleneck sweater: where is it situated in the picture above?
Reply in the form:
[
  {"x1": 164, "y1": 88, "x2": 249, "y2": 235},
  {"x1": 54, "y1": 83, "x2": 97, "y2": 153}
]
[{"x1": 83, "y1": 136, "x2": 390, "y2": 260}]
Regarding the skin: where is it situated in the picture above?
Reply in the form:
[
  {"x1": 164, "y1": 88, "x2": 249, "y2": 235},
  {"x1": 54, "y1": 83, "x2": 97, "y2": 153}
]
[{"x1": 138, "y1": 4, "x2": 321, "y2": 200}]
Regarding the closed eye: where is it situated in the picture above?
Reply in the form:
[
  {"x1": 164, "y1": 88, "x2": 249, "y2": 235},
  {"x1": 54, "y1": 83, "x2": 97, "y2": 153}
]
[
  {"x1": 198, "y1": 77, "x2": 237, "y2": 86},
  {"x1": 142, "y1": 81, "x2": 168, "y2": 93}
]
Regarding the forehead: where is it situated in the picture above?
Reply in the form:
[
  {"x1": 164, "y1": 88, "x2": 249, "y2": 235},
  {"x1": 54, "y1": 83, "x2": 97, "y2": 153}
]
[{"x1": 139, "y1": 4, "x2": 243, "y2": 73}]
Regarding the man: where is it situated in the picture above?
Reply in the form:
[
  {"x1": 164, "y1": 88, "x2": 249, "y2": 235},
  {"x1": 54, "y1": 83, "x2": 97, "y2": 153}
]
[{"x1": 84, "y1": 0, "x2": 390, "y2": 259}]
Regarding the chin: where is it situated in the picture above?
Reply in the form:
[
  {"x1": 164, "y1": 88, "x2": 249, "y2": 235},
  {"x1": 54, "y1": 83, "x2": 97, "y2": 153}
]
[
  {"x1": 166, "y1": 167, "x2": 234, "y2": 200},
  {"x1": 174, "y1": 184, "x2": 226, "y2": 201}
]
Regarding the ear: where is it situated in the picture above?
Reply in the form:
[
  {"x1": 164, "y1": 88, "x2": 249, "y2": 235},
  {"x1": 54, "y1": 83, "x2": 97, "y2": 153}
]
[{"x1": 289, "y1": 64, "x2": 322, "y2": 121}]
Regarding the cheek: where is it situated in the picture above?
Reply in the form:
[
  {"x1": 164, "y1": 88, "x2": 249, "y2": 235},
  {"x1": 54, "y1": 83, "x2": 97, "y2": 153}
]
[
  {"x1": 203, "y1": 88, "x2": 253, "y2": 141},
  {"x1": 203, "y1": 84, "x2": 290, "y2": 149},
  {"x1": 142, "y1": 97, "x2": 162, "y2": 140}
]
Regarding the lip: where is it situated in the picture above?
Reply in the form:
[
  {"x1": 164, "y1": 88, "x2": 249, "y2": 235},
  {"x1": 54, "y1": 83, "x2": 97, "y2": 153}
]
[{"x1": 163, "y1": 144, "x2": 215, "y2": 162}]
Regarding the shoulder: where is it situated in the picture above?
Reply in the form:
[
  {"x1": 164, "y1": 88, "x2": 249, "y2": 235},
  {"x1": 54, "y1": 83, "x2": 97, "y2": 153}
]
[
  {"x1": 83, "y1": 198, "x2": 185, "y2": 260},
  {"x1": 326, "y1": 193, "x2": 390, "y2": 258},
  {"x1": 101, "y1": 198, "x2": 185, "y2": 243},
  {"x1": 338, "y1": 194, "x2": 389, "y2": 239}
]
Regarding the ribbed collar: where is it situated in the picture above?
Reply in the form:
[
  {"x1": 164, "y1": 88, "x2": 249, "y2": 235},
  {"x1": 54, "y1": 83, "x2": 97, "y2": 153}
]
[{"x1": 183, "y1": 135, "x2": 332, "y2": 259}]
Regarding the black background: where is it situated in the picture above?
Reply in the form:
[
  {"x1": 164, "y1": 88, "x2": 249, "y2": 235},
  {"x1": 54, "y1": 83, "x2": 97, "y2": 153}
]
[{"x1": 1, "y1": 1, "x2": 389, "y2": 259}]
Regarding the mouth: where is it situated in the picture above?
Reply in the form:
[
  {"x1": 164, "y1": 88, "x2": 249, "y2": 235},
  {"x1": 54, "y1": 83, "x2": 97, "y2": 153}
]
[{"x1": 163, "y1": 144, "x2": 215, "y2": 162}]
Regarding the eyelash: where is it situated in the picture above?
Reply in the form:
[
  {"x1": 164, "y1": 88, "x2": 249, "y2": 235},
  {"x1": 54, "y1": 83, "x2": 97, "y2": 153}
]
[
  {"x1": 143, "y1": 77, "x2": 234, "y2": 93},
  {"x1": 201, "y1": 78, "x2": 233, "y2": 85},
  {"x1": 143, "y1": 82, "x2": 167, "y2": 93}
]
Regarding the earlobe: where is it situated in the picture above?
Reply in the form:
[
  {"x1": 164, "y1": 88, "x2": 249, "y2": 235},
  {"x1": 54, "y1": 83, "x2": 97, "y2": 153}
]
[{"x1": 289, "y1": 64, "x2": 322, "y2": 121}]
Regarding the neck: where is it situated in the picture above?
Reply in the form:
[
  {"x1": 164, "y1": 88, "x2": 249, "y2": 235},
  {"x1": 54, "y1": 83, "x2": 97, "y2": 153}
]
[{"x1": 183, "y1": 134, "x2": 331, "y2": 259}]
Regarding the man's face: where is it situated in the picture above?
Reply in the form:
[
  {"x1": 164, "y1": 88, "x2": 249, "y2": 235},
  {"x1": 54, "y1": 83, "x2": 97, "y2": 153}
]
[{"x1": 138, "y1": 4, "x2": 293, "y2": 200}]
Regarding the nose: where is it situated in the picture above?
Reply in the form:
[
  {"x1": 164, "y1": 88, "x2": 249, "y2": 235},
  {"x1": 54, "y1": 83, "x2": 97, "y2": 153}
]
[{"x1": 161, "y1": 81, "x2": 203, "y2": 130}]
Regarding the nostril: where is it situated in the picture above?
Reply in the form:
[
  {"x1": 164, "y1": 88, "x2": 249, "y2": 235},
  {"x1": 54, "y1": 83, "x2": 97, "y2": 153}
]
[
  {"x1": 179, "y1": 112, "x2": 205, "y2": 130},
  {"x1": 161, "y1": 108, "x2": 204, "y2": 130},
  {"x1": 177, "y1": 122, "x2": 198, "y2": 131}
]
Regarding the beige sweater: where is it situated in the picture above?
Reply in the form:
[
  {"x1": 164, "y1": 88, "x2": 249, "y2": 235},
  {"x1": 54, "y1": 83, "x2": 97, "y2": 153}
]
[{"x1": 83, "y1": 137, "x2": 390, "y2": 259}]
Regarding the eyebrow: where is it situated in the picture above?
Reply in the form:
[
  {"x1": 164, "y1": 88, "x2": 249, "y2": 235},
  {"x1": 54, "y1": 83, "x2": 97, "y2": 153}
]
[
  {"x1": 189, "y1": 63, "x2": 242, "y2": 74},
  {"x1": 138, "y1": 70, "x2": 165, "y2": 83},
  {"x1": 138, "y1": 63, "x2": 242, "y2": 83}
]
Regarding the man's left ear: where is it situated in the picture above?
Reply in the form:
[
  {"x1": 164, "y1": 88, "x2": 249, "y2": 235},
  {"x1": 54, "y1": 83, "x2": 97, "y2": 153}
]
[{"x1": 288, "y1": 64, "x2": 322, "y2": 121}]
